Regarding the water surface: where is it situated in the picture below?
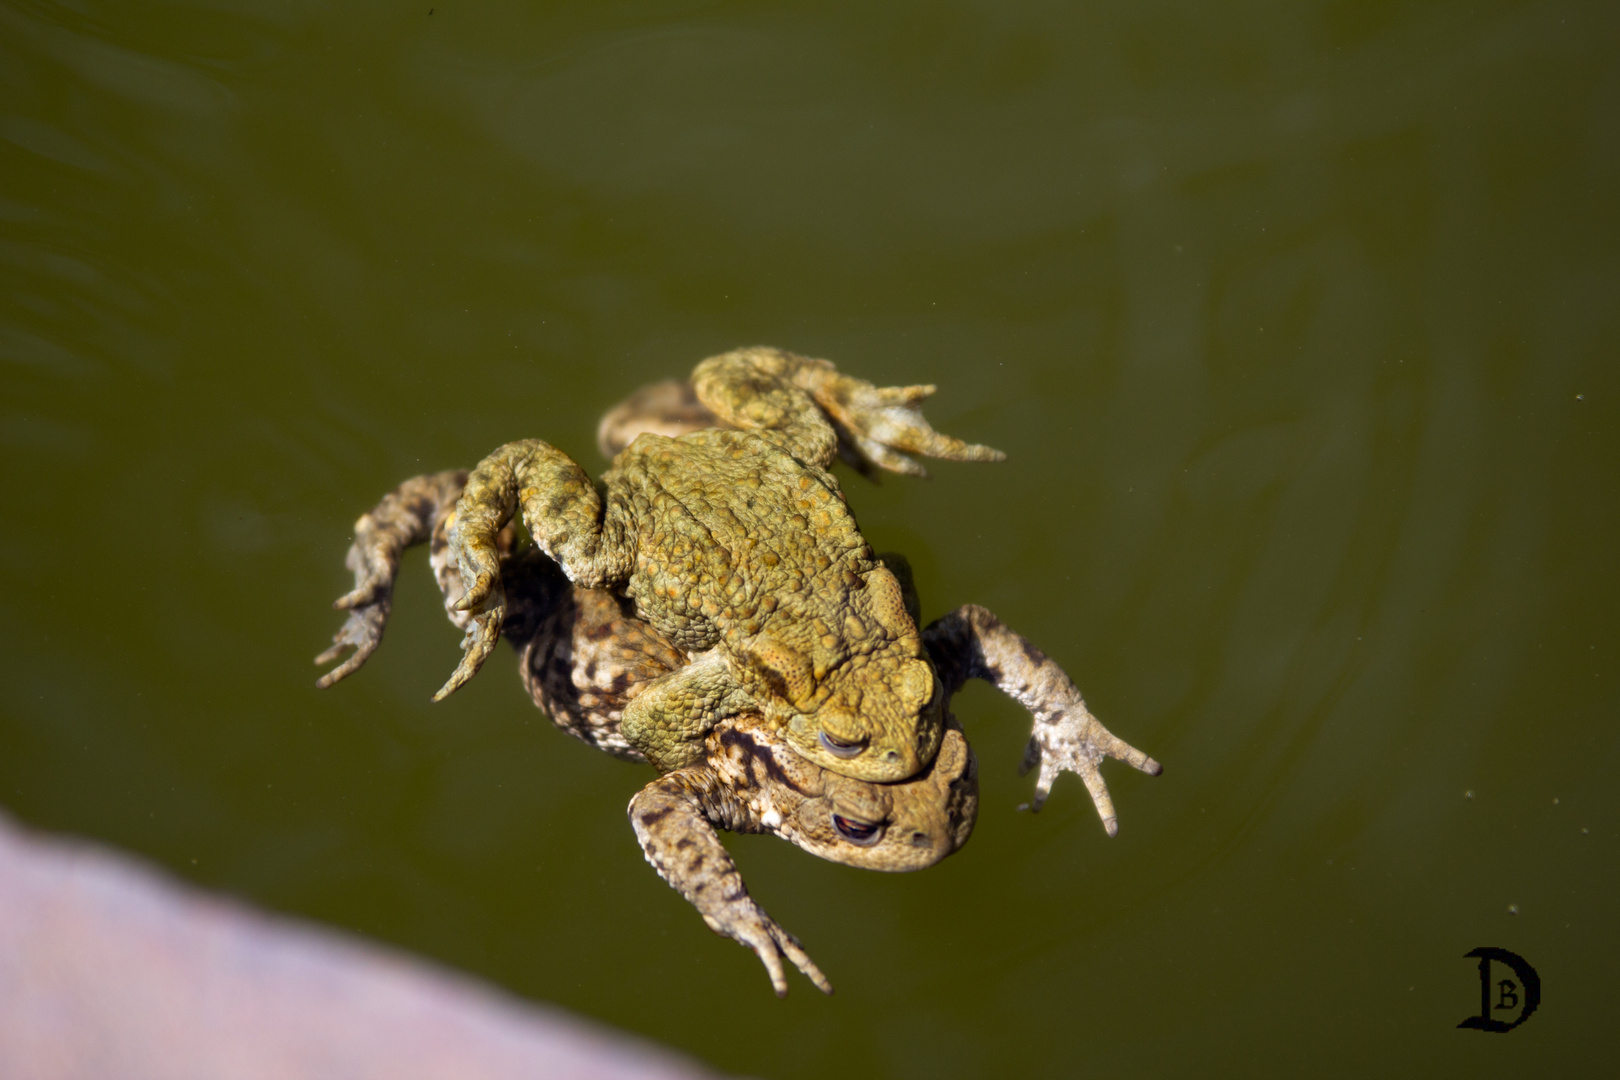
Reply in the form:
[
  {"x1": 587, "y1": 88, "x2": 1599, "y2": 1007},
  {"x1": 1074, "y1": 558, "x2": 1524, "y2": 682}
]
[{"x1": 2, "y1": 2, "x2": 1615, "y2": 1075}]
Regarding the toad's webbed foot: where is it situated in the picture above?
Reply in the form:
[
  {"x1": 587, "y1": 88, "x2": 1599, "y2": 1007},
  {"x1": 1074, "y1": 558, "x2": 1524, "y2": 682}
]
[
  {"x1": 923, "y1": 604, "x2": 1161, "y2": 836},
  {"x1": 809, "y1": 373, "x2": 1007, "y2": 479},
  {"x1": 316, "y1": 471, "x2": 467, "y2": 689},
  {"x1": 436, "y1": 438, "x2": 634, "y2": 702},
  {"x1": 315, "y1": 602, "x2": 390, "y2": 689},
  {"x1": 630, "y1": 772, "x2": 833, "y2": 997},
  {"x1": 693, "y1": 347, "x2": 1005, "y2": 477},
  {"x1": 1012, "y1": 700, "x2": 1160, "y2": 833}
]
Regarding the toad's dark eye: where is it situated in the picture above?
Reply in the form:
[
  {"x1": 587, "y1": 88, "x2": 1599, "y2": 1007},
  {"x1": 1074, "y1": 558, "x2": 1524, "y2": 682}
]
[
  {"x1": 832, "y1": 813, "x2": 882, "y2": 846},
  {"x1": 819, "y1": 731, "x2": 866, "y2": 759}
]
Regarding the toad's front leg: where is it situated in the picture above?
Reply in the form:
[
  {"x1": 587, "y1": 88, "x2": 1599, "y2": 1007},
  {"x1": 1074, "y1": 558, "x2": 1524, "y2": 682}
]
[
  {"x1": 629, "y1": 771, "x2": 833, "y2": 997},
  {"x1": 923, "y1": 605, "x2": 1161, "y2": 836},
  {"x1": 437, "y1": 438, "x2": 637, "y2": 701},
  {"x1": 619, "y1": 651, "x2": 752, "y2": 772}
]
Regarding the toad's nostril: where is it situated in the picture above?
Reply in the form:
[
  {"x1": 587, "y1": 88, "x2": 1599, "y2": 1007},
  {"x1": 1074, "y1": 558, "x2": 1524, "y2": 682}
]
[
  {"x1": 884, "y1": 750, "x2": 899, "y2": 762},
  {"x1": 910, "y1": 831, "x2": 929, "y2": 847}
]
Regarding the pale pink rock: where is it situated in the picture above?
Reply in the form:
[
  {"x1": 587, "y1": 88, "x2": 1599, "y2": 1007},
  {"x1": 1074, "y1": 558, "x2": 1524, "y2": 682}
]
[{"x1": 0, "y1": 811, "x2": 725, "y2": 1080}]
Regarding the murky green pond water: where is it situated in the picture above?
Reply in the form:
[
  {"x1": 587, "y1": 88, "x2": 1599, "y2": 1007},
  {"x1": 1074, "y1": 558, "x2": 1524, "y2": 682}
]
[{"x1": 4, "y1": 1, "x2": 1616, "y2": 1074}]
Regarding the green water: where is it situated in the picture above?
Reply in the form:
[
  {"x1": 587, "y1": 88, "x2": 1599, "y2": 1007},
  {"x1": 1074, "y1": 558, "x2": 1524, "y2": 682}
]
[{"x1": 3, "y1": 1, "x2": 1616, "y2": 1074}]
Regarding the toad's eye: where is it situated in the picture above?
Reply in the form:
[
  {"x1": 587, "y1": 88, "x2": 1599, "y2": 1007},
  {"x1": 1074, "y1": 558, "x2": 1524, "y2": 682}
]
[
  {"x1": 832, "y1": 813, "x2": 882, "y2": 846},
  {"x1": 819, "y1": 730, "x2": 866, "y2": 759}
]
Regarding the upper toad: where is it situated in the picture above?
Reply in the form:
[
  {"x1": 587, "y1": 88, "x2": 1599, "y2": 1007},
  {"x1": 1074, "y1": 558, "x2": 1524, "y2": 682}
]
[{"x1": 437, "y1": 347, "x2": 1004, "y2": 782}]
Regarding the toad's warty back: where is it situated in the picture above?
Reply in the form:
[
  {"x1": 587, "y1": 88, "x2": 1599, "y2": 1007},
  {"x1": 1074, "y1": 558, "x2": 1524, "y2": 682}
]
[{"x1": 437, "y1": 347, "x2": 1005, "y2": 783}]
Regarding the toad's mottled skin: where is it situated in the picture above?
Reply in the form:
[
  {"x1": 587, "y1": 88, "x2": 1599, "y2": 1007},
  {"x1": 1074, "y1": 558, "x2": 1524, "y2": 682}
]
[
  {"x1": 317, "y1": 471, "x2": 978, "y2": 994},
  {"x1": 316, "y1": 351, "x2": 1166, "y2": 993},
  {"x1": 598, "y1": 365, "x2": 1165, "y2": 831},
  {"x1": 437, "y1": 348, "x2": 1005, "y2": 782}
]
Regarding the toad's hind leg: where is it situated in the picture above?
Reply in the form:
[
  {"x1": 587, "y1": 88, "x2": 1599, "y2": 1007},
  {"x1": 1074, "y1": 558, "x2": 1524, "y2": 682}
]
[
  {"x1": 693, "y1": 346, "x2": 1005, "y2": 477},
  {"x1": 630, "y1": 771, "x2": 833, "y2": 997},
  {"x1": 315, "y1": 470, "x2": 467, "y2": 688},
  {"x1": 596, "y1": 378, "x2": 718, "y2": 459},
  {"x1": 436, "y1": 439, "x2": 636, "y2": 702}
]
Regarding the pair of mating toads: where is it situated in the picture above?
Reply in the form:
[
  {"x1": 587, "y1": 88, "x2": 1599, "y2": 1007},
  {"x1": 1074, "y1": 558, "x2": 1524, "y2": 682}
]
[{"x1": 317, "y1": 347, "x2": 1161, "y2": 995}]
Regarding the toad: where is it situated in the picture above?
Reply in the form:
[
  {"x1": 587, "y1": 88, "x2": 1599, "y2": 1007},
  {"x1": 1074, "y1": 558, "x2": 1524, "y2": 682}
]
[
  {"x1": 595, "y1": 359, "x2": 1163, "y2": 828},
  {"x1": 318, "y1": 471, "x2": 977, "y2": 995},
  {"x1": 436, "y1": 347, "x2": 1005, "y2": 781},
  {"x1": 318, "y1": 433, "x2": 1162, "y2": 990}
]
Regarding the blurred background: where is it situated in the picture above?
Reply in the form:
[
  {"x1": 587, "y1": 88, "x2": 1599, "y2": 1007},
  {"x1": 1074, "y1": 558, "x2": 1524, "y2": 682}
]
[{"x1": 2, "y1": 1, "x2": 1615, "y2": 1074}]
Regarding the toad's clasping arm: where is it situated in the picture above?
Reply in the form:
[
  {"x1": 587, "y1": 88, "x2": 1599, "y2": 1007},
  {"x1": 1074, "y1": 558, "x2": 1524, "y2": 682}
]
[{"x1": 435, "y1": 438, "x2": 635, "y2": 701}]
